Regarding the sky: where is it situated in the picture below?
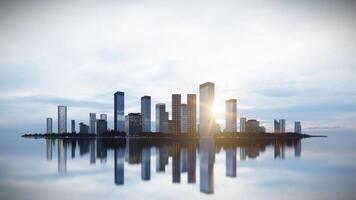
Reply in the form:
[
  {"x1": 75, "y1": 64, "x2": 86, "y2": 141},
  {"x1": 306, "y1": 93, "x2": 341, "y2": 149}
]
[{"x1": 0, "y1": 0, "x2": 356, "y2": 133}]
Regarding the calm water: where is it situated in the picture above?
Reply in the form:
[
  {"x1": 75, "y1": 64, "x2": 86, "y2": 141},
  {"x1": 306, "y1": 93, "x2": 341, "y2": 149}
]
[{"x1": 1, "y1": 129, "x2": 356, "y2": 200}]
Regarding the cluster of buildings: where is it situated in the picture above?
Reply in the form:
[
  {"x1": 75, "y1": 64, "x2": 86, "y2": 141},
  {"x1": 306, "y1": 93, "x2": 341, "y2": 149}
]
[{"x1": 45, "y1": 82, "x2": 302, "y2": 135}]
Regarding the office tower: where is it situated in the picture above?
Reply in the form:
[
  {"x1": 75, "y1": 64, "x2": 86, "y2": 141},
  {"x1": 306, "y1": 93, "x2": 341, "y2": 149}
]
[
  {"x1": 180, "y1": 104, "x2": 188, "y2": 134},
  {"x1": 187, "y1": 94, "x2": 197, "y2": 135},
  {"x1": 58, "y1": 105, "x2": 67, "y2": 134},
  {"x1": 89, "y1": 113, "x2": 96, "y2": 134},
  {"x1": 71, "y1": 120, "x2": 75, "y2": 133},
  {"x1": 97, "y1": 119, "x2": 108, "y2": 135},
  {"x1": 279, "y1": 119, "x2": 286, "y2": 133},
  {"x1": 246, "y1": 119, "x2": 260, "y2": 133},
  {"x1": 172, "y1": 94, "x2": 181, "y2": 136},
  {"x1": 115, "y1": 148, "x2": 125, "y2": 185},
  {"x1": 199, "y1": 82, "x2": 215, "y2": 136},
  {"x1": 274, "y1": 119, "x2": 280, "y2": 133},
  {"x1": 155, "y1": 103, "x2": 168, "y2": 133},
  {"x1": 199, "y1": 138, "x2": 215, "y2": 194},
  {"x1": 226, "y1": 147, "x2": 237, "y2": 177},
  {"x1": 294, "y1": 121, "x2": 302, "y2": 134},
  {"x1": 126, "y1": 113, "x2": 142, "y2": 135},
  {"x1": 141, "y1": 147, "x2": 151, "y2": 180},
  {"x1": 240, "y1": 117, "x2": 246, "y2": 132},
  {"x1": 141, "y1": 96, "x2": 151, "y2": 132},
  {"x1": 114, "y1": 91, "x2": 125, "y2": 132},
  {"x1": 79, "y1": 122, "x2": 89, "y2": 133},
  {"x1": 100, "y1": 114, "x2": 107, "y2": 121},
  {"x1": 225, "y1": 99, "x2": 237, "y2": 132},
  {"x1": 58, "y1": 139, "x2": 67, "y2": 173},
  {"x1": 46, "y1": 117, "x2": 53, "y2": 134}
]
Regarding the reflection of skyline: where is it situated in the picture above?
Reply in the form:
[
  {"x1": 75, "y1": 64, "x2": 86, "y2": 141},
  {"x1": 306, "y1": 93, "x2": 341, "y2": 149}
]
[{"x1": 45, "y1": 138, "x2": 303, "y2": 194}]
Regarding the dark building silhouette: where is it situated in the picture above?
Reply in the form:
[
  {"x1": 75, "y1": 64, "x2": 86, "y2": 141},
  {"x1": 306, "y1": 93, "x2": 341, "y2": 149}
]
[
  {"x1": 274, "y1": 119, "x2": 280, "y2": 133},
  {"x1": 155, "y1": 103, "x2": 169, "y2": 133},
  {"x1": 126, "y1": 113, "x2": 142, "y2": 135},
  {"x1": 141, "y1": 96, "x2": 151, "y2": 132},
  {"x1": 71, "y1": 120, "x2": 76, "y2": 133},
  {"x1": 246, "y1": 119, "x2": 261, "y2": 133},
  {"x1": 79, "y1": 122, "x2": 89, "y2": 133},
  {"x1": 156, "y1": 146, "x2": 169, "y2": 172},
  {"x1": 172, "y1": 94, "x2": 181, "y2": 136},
  {"x1": 187, "y1": 94, "x2": 197, "y2": 135},
  {"x1": 96, "y1": 119, "x2": 108, "y2": 135},
  {"x1": 89, "y1": 140, "x2": 96, "y2": 164},
  {"x1": 114, "y1": 91, "x2": 125, "y2": 132}
]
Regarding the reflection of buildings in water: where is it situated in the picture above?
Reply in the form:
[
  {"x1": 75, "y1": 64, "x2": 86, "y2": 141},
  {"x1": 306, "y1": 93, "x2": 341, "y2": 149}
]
[
  {"x1": 78, "y1": 140, "x2": 90, "y2": 156},
  {"x1": 199, "y1": 138, "x2": 215, "y2": 194},
  {"x1": 71, "y1": 139, "x2": 76, "y2": 159},
  {"x1": 181, "y1": 148, "x2": 188, "y2": 173},
  {"x1": 46, "y1": 139, "x2": 53, "y2": 161},
  {"x1": 294, "y1": 140, "x2": 302, "y2": 158},
  {"x1": 141, "y1": 147, "x2": 151, "y2": 180},
  {"x1": 115, "y1": 148, "x2": 125, "y2": 185},
  {"x1": 126, "y1": 140, "x2": 142, "y2": 164},
  {"x1": 187, "y1": 143, "x2": 196, "y2": 183},
  {"x1": 172, "y1": 143, "x2": 181, "y2": 183},
  {"x1": 89, "y1": 140, "x2": 96, "y2": 164},
  {"x1": 58, "y1": 139, "x2": 67, "y2": 173},
  {"x1": 156, "y1": 146, "x2": 169, "y2": 172},
  {"x1": 96, "y1": 139, "x2": 107, "y2": 163},
  {"x1": 240, "y1": 147, "x2": 246, "y2": 161},
  {"x1": 274, "y1": 141, "x2": 286, "y2": 159},
  {"x1": 226, "y1": 147, "x2": 237, "y2": 177}
]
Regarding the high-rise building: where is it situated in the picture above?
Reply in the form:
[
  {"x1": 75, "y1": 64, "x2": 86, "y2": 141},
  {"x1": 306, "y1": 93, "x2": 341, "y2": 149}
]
[
  {"x1": 100, "y1": 114, "x2": 107, "y2": 121},
  {"x1": 89, "y1": 113, "x2": 96, "y2": 134},
  {"x1": 274, "y1": 119, "x2": 280, "y2": 133},
  {"x1": 46, "y1": 117, "x2": 53, "y2": 134},
  {"x1": 246, "y1": 119, "x2": 260, "y2": 133},
  {"x1": 240, "y1": 117, "x2": 246, "y2": 132},
  {"x1": 58, "y1": 105, "x2": 67, "y2": 134},
  {"x1": 279, "y1": 119, "x2": 286, "y2": 133},
  {"x1": 180, "y1": 104, "x2": 188, "y2": 134},
  {"x1": 141, "y1": 96, "x2": 151, "y2": 132},
  {"x1": 155, "y1": 103, "x2": 169, "y2": 133},
  {"x1": 294, "y1": 121, "x2": 302, "y2": 134},
  {"x1": 126, "y1": 113, "x2": 142, "y2": 135},
  {"x1": 79, "y1": 122, "x2": 89, "y2": 133},
  {"x1": 71, "y1": 120, "x2": 76, "y2": 133},
  {"x1": 172, "y1": 94, "x2": 181, "y2": 136},
  {"x1": 97, "y1": 119, "x2": 108, "y2": 135},
  {"x1": 114, "y1": 91, "x2": 125, "y2": 132},
  {"x1": 225, "y1": 99, "x2": 237, "y2": 132},
  {"x1": 199, "y1": 82, "x2": 215, "y2": 136},
  {"x1": 187, "y1": 94, "x2": 197, "y2": 135}
]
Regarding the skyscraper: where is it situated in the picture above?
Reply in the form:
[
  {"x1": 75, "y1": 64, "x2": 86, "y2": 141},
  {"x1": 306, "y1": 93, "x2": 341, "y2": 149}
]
[
  {"x1": 71, "y1": 120, "x2": 76, "y2": 133},
  {"x1": 114, "y1": 91, "x2": 125, "y2": 132},
  {"x1": 172, "y1": 94, "x2": 181, "y2": 136},
  {"x1": 225, "y1": 99, "x2": 237, "y2": 132},
  {"x1": 240, "y1": 117, "x2": 246, "y2": 133},
  {"x1": 79, "y1": 122, "x2": 89, "y2": 133},
  {"x1": 294, "y1": 121, "x2": 302, "y2": 134},
  {"x1": 180, "y1": 104, "x2": 188, "y2": 134},
  {"x1": 155, "y1": 103, "x2": 168, "y2": 133},
  {"x1": 58, "y1": 105, "x2": 67, "y2": 134},
  {"x1": 279, "y1": 119, "x2": 286, "y2": 133},
  {"x1": 187, "y1": 94, "x2": 197, "y2": 135},
  {"x1": 274, "y1": 119, "x2": 280, "y2": 133},
  {"x1": 100, "y1": 114, "x2": 107, "y2": 121},
  {"x1": 46, "y1": 117, "x2": 53, "y2": 134},
  {"x1": 141, "y1": 96, "x2": 151, "y2": 132},
  {"x1": 199, "y1": 82, "x2": 215, "y2": 136},
  {"x1": 97, "y1": 119, "x2": 108, "y2": 135},
  {"x1": 89, "y1": 113, "x2": 96, "y2": 134},
  {"x1": 126, "y1": 113, "x2": 143, "y2": 135}
]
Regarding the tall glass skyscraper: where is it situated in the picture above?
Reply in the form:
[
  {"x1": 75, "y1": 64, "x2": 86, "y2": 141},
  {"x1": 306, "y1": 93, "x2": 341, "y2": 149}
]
[
  {"x1": 172, "y1": 94, "x2": 181, "y2": 136},
  {"x1": 46, "y1": 117, "x2": 53, "y2": 134},
  {"x1": 199, "y1": 82, "x2": 215, "y2": 136},
  {"x1": 57, "y1": 105, "x2": 67, "y2": 134},
  {"x1": 180, "y1": 104, "x2": 187, "y2": 134},
  {"x1": 114, "y1": 91, "x2": 125, "y2": 132},
  {"x1": 225, "y1": 99, "x2": 237, "y2": 132},
  {"x1": 240, "y1": 117, "x2": 246, "y2": 132},
  {"x1": 71, "y1": 120, "x2": 75, "y2": 133},
  {"x1": 141, "y1": 96, "x2": 151, "y2": 132},
  {"x1": 155, "y1": 103, "x2": 167, "y2": 133},
  {"x1": 187, "y1": 94, "x2": 197, "y2": 135},
  {"x1": 89, "y1": 113, "x2": 96, "y2": 134}
]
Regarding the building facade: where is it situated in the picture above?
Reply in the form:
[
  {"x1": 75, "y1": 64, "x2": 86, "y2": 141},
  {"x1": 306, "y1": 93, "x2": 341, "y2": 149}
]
[
  {"x1": 141, "y1": 96, "x2": 151, "y2": 132},
  {"x1": 172, "y1": 94, "x2": 181, "y2": 135},
  {"x1": 274, "y1": 119, "x2": 280, "y2": 133},
  {"x1": 89, "y1": 113, "x2": 96, "y2": 134},
  {"x1": 199, "y1": 82, "x2": 215, "y2": 136},
  {"x1": 180, "y1": 104, "x2": 188, "y2": 134},
  {"x1": 279, "y1": 119, "x2": 286, "y2": 133},
  {"x1": 240, "y1": 117, "x2": 246, "y2": 132},
  {"x1": 114, "y1": 91, "x2": 125, "y2": 132},
  {"x1": 155, "y1": 103, "x2": 168, "y2": 133},
  {"x1": 187, "y1": 94, "x2": 197, "y2": 135},
  {"x1": 126, "y1": 113, "x2": 143, "y2": 135},
  {"x1": 58, "y1": 105, "x2": 67, "y2": 134},
  {"x1": 71, "y1": 120, "x2": 75, "y2": 133},
  {"x1": 46, "y1": 117, "x2": 53, "y2": 134},
  {"x1": 97, "y1": 119, "x2": 108, "y2": 135},
  {"x1": 294, "y1": 121, "x2": 302, "y2": 134},
  {"x1": 79, "y1": 122, "x2": 89, "y2": 133},
  {"x1": 225, "y1": 99, "x2": 237, "y2": 132}
]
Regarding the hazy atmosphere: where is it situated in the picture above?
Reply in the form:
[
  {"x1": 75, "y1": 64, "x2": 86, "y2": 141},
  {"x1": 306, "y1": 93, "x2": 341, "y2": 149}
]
[{"x1": 1, "y1": 0, "x2": 356, "y2": 133}]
